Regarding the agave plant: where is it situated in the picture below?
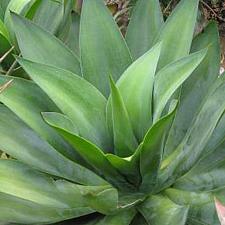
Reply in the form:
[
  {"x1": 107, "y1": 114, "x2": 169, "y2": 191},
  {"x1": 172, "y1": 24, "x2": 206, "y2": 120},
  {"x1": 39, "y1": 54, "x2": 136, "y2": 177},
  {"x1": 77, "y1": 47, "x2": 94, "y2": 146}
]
[{"x1": 0, "y1": 0, "x2": 224, "y2": 224}]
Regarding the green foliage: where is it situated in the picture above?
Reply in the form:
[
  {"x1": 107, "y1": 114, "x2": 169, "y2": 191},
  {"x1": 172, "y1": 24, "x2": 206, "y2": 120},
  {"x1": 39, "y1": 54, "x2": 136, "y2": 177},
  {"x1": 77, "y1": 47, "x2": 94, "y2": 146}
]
[{"x1": 0, "y1": 0, "x2": 224, "y2": 224}]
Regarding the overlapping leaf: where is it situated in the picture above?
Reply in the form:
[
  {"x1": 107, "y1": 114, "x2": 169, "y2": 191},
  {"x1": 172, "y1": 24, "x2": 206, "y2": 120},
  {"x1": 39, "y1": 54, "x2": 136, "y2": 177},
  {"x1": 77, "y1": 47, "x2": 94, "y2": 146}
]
[
  {"x1": 126, "y1": 0, "x2": 164, "y2": 60},
  {"x1": 18, "y1": 58, "x2": 112, "y2": 151},
  {"x1": 12, "y1": 13, "x2": 81, "y2": 75},
  {"x1": 80, "y1": 0, "x2": 132, "y2": 96}
]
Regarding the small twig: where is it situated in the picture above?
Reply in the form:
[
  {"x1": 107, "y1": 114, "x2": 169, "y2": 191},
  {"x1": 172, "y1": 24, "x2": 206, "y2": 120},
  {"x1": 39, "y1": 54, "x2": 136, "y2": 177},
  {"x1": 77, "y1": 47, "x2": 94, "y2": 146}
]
[
  {"x1": 200, "y1": 0, "x2": 225, "y2": 22},
  {"x1": 163, "y1": 0, "x2": 174, "y2": 14},
  {"x1": 114, "y1": 6, "x2": 131, "y2": 21},
  {"x1": 6, "y1": 53, "x2": 21, "y2": 76},
  {"x1": 0, "y1": 46, "x2": 15, "y2": 64},
  {"x1": 0, "y1": 79, "x2": 13, "y2": 93}
]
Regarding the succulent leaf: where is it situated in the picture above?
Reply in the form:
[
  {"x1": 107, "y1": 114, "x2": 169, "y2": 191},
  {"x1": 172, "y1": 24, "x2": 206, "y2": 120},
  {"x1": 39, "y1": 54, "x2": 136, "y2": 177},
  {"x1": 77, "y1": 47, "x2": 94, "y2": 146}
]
[
  {"x1": 12, "y1": 13, "x2": 81, "y2": 75},
  {"x1": 80, "y1": 0, "x2": 132, "y2": 97},
  {"x1": 109, "y1": 76, "x2": 138, "y2": 157},
  {"x1": 0, "y1": 105, "x2": 106, "y2": 186},
  {"x1": 165, "y1": 22, "x2": 221, "y2": 157},
  {"x1": 18, "y1": 58, "x2": 112, "y2": 151},
  {"x1": 126, "y1": 0, "x2": 164, "y2": 60},
  {"x1": 155, "y1": 0, "x2": 200, "y2": 69},
  {"x1": 153, "y1": 48, "x2": 207, "y2": 122}
]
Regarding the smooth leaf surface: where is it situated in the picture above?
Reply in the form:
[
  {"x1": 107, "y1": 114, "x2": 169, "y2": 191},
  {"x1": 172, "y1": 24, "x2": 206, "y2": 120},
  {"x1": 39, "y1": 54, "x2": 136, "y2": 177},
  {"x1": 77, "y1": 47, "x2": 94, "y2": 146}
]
[
  {"x1": 63, "y1": 12, "x2": 80, "y2": 56},
  {"x1": 139, "y1": 101, "x2": 177, "y2": 193},
  {"x1": 0, "y1": 192, "x2": 93, "y2": 225},
  {"x1": 165, "y1": 188, "x2": 220, "y2": 225},
  {"x1": 165, "y1": 22, "x2": 221, "y2": 157},
  {"x1": 80, "y1": 0, "x2": 132, "y2": 96},
  {"x1": 126, "y1": 0, "x2": 163, "y2": 60},
  {"x1": 0, "y1": 75, "x2": 81, "y2": 162},
  {"x1": 12, "y1": 13, "x2": 81, "y2": 75},
  {"x1": 116, "y1": 42, "x2": 161, "y2": 140},
  {"x1": 0, "y1": 159, "x2": 117, "y2": 215},
  {"x1": 109, "y1": 76, "x2": 138, "y2": 157},
  {"x1": 18, "y1": 58, "x2": 112, "y2": 151},
  {"x1": 43, "y1": 111, "x2": 131, "y2": 191},
  {"x1": 174, "y1": 140, "x2": 225, "y2": 192},
  {"x1": 153, "y1": 49, "x2": 206, "y2": 121},
  {"x1": 42, "y1": 112, "x2": 78, "y2": 134},
  {"x1": 159, "y1": 76, "x2": 225, "y2": 189},
  {"x1": 32, "y1": 0, "x2": 64, "y2": 34},
  {"x1": 105, "y1": 151, "x2": 141, "y2": 187},
  {"x1": 0, "y1": 105, "x2": 106, "y2": 186},
  {"x1": 4, "y1": 0, "x2": 36, "y2": 43},
  {"x1": 95, "y1": 209, "x2": 136, "y2": 225},
  {"x1": 138, "y1": 195, "x2": 189, "y2": 225},
  {"x1": 155, "y1": 0, "x2": 199, "y2": 69}
]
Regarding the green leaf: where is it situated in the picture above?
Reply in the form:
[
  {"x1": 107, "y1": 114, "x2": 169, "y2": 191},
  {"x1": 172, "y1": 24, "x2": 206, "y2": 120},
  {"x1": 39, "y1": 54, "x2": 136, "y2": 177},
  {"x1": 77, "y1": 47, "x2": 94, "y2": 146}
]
[
  {"x1": 105, "y1": 150, "x2": 141, "y2": 187},
  {"x1": 4, "y1": 0, "x2": 37, "y2": 43},
  {"x1": 0, "y1": 75, "x2": 81, "y2": 163},
  {"x1": 174, "y1": 140, "x2": 225, "y2": 192},
  {"x1": 153, "y1": 49, "x2": 207, "y2": 122},
  {"x1": 109, "y1": 76, "x2": 138, "y2": 157},
  {"x1": 126, "y1": 0, "x2": 163, "y2": 60},
  {"x1": 165, "y1": 188, "x2": 220, "y2": 225},
  {"x1": 42, "y1": 112, "x2": 78, "y2": 134},
  {"x1": 0, "y1": 159, "x2": 119, "y2": 215},
  {"x1": 0, "y1": 19, "x2": 12, "y2": 60},
  {"x1": 138, "y1": 195, "x2": 189, "y2": 225},
  {"x1": 154, "y1": 0, "x2": 199, "y2": 69},
  {"x1": 80, "y1": 0, "x2": 132, "y2": 97},
  {"x1": 159, "y1": 76, "x2": 225, "y2": 189},
  {"x1": 139, "y1": 101, "x2": 177, "y2": 193},
  {"x1": 32, "y1": 0, "x2": 64, "y2": 34},
  {"x1": 165, "y1": 22, "x2": 221, "y2": 157},
  {"x1": 0, "y1": 105, "x2": 106, "y2": 186},
  {"x1": 42, "y1": 111, "x2": 131, "y2": 191},
  {"x1": 116, "y1": 42, "x2": 161, "y2": 141},
  {"x1": 11, "y1": 12, "x2": 81, "y2": 75},
  {"x1": 0, "y1": 192, "x2": 92, "y2": 224},
  {"x1": 63, "y1": 12, "x2": 80, "y2": 56},
  {"x1": 18, "y1": 58, "x2": 112, "y2": 151},
  {"x1": 95, "y1": 209, "x2": 136, "y2": 225}
]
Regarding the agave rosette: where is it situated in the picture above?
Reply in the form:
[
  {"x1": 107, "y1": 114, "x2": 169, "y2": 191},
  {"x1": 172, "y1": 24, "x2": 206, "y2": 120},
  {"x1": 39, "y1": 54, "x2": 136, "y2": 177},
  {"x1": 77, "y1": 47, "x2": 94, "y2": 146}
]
[{"x1": 0, "y1": 0, "x2": 224, "y2": 224}]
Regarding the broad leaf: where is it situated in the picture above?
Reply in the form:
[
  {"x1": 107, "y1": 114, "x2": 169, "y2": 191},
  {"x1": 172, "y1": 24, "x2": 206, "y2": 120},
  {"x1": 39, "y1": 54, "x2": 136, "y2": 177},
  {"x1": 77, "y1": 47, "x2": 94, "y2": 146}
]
[
  {"x1": 165, "y1": 22, "x2": 221, "y2": 157},
  {"x1": 174, "y1": 140, "x2": 225, "y2": 192},
  {"x1": 126, "y1": 0, "x2": 163, "y2": 60},
  {"x1": 18, "y1": 58, "x2": 112, "y2": 151},
  {"x1": 32, "y1": 0, "x2": 64, "y2": 34},
  {"x1": 154, "y1": 0, "x2": 199, "y2": 69},
  {"x1": 12, "y1": 13, "x2": 81, "y2": 75},
  {"x1": 0, "y1": 159, "x2": 118, "y2": 215},
  {"x1": 138, "y1": 195, "x2": 189, "y2": 225},
  {"x1": 42, "y1": 111, "x2": 132, "y2": 191},
  {"x1": 117, "y1": 42, "x2": 161, "y2": 141},
  {"x1": 63, "y1": 12, "x2": 80, "y2": 56},
  {"x1": 4, "y1": 0, "x2": 36, "y2": 43},
  {"x1": 165, "y1": 188, "x2": 220, "y2": 225},
  {"x1": 0, "y1": 192, "x2": 92, "y2": 225},
  {"x1": 153, "y1": 49, "x2": 206, "y2": 121},
  {"x1": 159, "y1": 76, "x2": 225, "y2": 189},
  {"x1": 109, "y1": 76, "x2": 138, "y2": 157},
  {"x1": 139, "y1": 101, "x2": 177, "y2": 193},
  {"x1": 95, "y1": 209, "x2": 136, "y2": 225},
  {"x1": 105, "y1": 152, "x2": 141, "y2": 188},
  {"x1": 0, "y1": 75, "x2": 81, "y2": 162},
  {"x1": 80, "y1": 0, "x2": 132, "y2": 96},
  {"x1": 0, "y1": 105, "x2": 106, "y2": 186}
]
